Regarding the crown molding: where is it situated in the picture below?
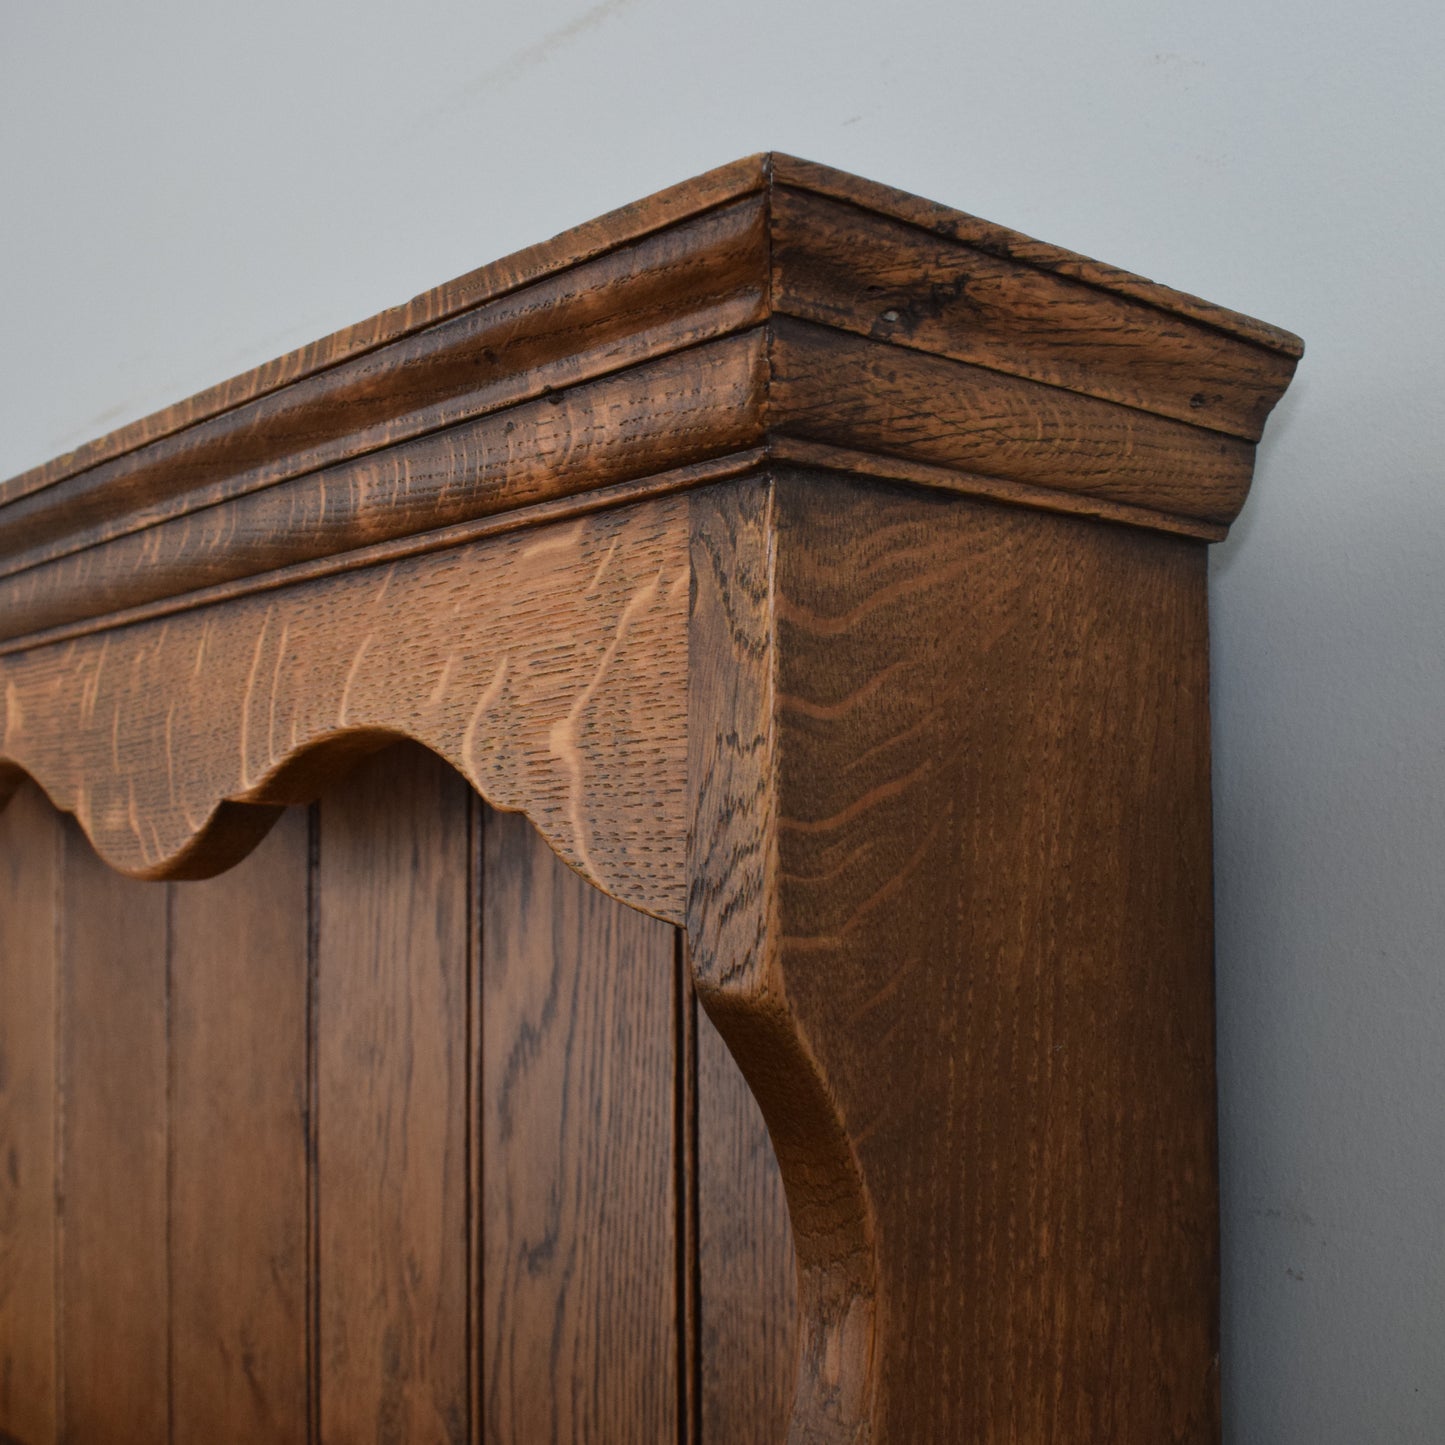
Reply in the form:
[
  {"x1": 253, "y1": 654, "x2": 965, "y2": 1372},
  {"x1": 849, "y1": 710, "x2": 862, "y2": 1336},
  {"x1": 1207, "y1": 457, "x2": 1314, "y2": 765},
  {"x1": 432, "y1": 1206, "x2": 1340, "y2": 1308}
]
[{"x1": 0, "y1": 154, "x2": 1301, "y2": 651}]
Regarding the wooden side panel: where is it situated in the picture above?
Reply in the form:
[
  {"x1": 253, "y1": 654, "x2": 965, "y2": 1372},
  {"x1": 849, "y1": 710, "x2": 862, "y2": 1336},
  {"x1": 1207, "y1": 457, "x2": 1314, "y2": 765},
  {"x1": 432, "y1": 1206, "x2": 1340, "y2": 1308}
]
[
  {"x1": 168, "y1": 809, "x2": 311, "y2": 1443},
  {"x1": 59, "y1": 820, "x2": 170, "y2": 1442},
  {"x1": 688, "y1": 473, "x2": 1221, "y2": 1440},
  {"x1": 316, "y1": 745, "x2": 473, "y2": 1443},
  {"x1": 0, "y1": 784, "x2": 62, "y2": 1443},
  {"x1": 481, "y1": 807, "x2": 677, "y2": 1445},
  {"x1": 697, "y1": 1011, "x2": 798, "y2": 1444},
  {"x1": 772, "y1": 473, "x2": 1218, "y2": 1441}
]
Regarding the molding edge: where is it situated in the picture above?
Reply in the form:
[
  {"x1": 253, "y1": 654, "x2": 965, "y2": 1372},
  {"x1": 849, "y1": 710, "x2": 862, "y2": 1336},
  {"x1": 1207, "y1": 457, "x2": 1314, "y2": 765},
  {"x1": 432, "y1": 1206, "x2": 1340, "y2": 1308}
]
[{"x1": 0, "y1": 156, "x2": 1301, "y2": 649}]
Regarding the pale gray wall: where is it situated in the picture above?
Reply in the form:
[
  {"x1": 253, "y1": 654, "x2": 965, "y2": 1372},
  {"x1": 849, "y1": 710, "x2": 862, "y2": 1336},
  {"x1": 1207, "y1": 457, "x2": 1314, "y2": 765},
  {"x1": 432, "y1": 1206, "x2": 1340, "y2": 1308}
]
[{"x1": 3, "y1": 2, "x2": 1441, "y2": 1438}]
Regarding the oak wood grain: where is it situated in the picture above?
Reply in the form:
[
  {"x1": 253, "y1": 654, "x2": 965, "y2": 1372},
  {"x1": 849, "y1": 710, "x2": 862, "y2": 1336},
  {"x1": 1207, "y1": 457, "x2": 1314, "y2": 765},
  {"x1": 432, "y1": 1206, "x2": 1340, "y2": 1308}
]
[
  {"x1": 2, "y1": 149, "x2": 1300, "y2": 523},
  {"x1": 1, "y1": 150, "x2": 1295, "y2": 524},
  {"x1": 0, "y1": 199, "x2": 766, "y2": 584},
  {"x1": 481, "y1": 806, "x2": 679, "y2": 1444},
  {"x1": 0, "y1": 784, "x2": 61, "y2": 1444},
  {"x1": 0, "y1": 155, "x2": 1304, "y2": 1445},
  {"x1": 0, "y1": 156, "x2": 1299, "y2": 654},
  {"x1": 316, "y1": 745, "x2": 472, "y2": 1444},
  {"x1": 770, "y1": 154, "x2": 1302, "y2": 358},
  {"x1": 0, "y1": 499, "x2": 690, "y2": 920},
  {"x1": 168, "y1": 808, "x2": 311, "y2": 1444},
  {"x1": 770, "y1": 185, "x2": 1293, "y2": 440},
  {"x1": 0, "y1": 330, "x2": 767, "y2": 643},
  {"x1": 59, "y1": 820, "x2": 170, "y2": 1443},
  {"x1": 687, "y1": 478, "x2": 878, "y2": 1440},
  {"x1": 689, "y1": 471, "x2": 1221, "y2": 1442},
  {"x1": 768, "y1": 437, "x2": 1229, "y2": 541},
  {"x1": 697, "y1": 1009, "x2": 798, "y2": 1445},
  {"x1": 0, "y1": 157, "x2": 774, "y2": 513},
  {"x1": 769, "y1": 317, "x2": 1258, "y2": 526},
  {"x1": 3, "y1": 755, "x2": 812, "y2": 1443},
  {"x1": 0, "y1": 456, "x2": 764, "y2": 661}
]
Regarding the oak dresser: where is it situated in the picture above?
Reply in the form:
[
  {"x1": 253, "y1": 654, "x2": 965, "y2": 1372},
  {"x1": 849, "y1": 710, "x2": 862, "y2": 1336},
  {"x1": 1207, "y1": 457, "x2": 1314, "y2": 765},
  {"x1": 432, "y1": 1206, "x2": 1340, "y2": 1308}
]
[{"x1": 0, "y1": 155, "x2": 1300, "y2": 1443}]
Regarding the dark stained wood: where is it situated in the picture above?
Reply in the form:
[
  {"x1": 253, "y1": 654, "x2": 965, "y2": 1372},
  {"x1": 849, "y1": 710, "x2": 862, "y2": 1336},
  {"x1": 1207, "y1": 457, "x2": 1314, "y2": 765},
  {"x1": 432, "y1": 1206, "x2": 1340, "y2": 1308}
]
[
  {"x1": 0, "y1": 456, "x2": 762, "y2": 660},
  {"x1": 315, "y1": 745, "x2": 472, "y2": 1443},
  {"x1": 168, "y1": 808, "x2": 311, "y2": 1444},
  {"x1": 769, "y1": 317, "x2": 1257, "y2": 526},
  {"x1": 687, "y1": 477, "x2": 878, "y2": 1440},
  {"x1": 1, "y1": 151, "x2": 1296, "y2": 531},
  {"x1": 0, "y1": 784, "x2": 62, "y2": 1444},
  {"x1": 770, "y1": 185, "x2": 1293, "y2": 439},
  {"x1": 0, "y1": 499, "x2": 690, "y2": 920},
  {"x1": 696, "y1": 1010, "x2": 798, "y2": 1445},
  {"x1": 0, "y1": 200, "x2": 766, "y2": 584},
  {"x1": 684, "y1": 478, "x2": 778, "y2": 998},
  {"x1": 0, "y1": 157, "x2": 775, "y2": 513},
  {"x1": 770, "y1": 154, "x2": 1302, "y2": 359},
  {"x1": 481, "y1": 806, "x2": 678, "y2": 1445},
  {"x1": 5, "y1": 750, "x2": 807, "y2": 1444},
  {"x1": 0, "y1": 158, "x2": 1302, "y2": 1445},
  {"x1": 676, "y1": 951, "x2": 701, "y2": 1445},
  {"x1": 59, "y1": 819, "x2": 170, "y2": 1443},
  {"x1": 769, "y1": 436, "x2": 1229, "y2": 540},
  {"x1": 0, "y1": 157, "x2": 1298, "y2": 655},
  {"x1": 0, "y1": 331, "x2": 767, "y2": 643},
  {"x1": 689, "y1": 471, "x2": 1221, "y2": 1441}
]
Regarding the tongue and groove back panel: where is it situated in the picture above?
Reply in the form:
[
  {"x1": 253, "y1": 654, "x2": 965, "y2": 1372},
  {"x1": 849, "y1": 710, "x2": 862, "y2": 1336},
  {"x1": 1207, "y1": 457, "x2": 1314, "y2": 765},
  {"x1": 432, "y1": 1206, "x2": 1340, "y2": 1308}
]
[{"x1": 0, "y1": 751, "x2": 797, "y2": 1444}]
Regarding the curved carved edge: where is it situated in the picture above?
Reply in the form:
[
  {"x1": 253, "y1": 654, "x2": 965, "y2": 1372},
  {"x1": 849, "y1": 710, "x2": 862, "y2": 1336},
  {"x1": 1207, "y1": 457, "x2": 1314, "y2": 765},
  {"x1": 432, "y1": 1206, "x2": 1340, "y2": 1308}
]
[
  {"x1": 687, "y1": 480, "x2": 879, "y2": 1442},
  {"x1": 700, "y1": 985, "x2": 879, "y2": 1441},
  {"x1": 0, "y1": 495, "x2": 691, "y2": 924}
]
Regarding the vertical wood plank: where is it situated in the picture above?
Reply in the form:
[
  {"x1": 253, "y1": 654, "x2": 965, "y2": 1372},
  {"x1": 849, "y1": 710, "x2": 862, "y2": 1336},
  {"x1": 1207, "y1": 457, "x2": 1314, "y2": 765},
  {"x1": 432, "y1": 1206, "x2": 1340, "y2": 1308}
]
[
  {"x1": 481, "y1": 807, "x2": 677, "y2": 1445},
  {"x1": 316, "y1": 744, "x2": 471, "y2": 1444},
  {"x1": 468, "y1": 802, "x2": 485, "y2": 1445},
  {"x1": 0, "y1": 784, "x2": 62, "y2": 1443},
  {"x1": 168, "y1": 807, "x2": 310, "y2": 1443},
  {"x1": 676, "y1": 950, "x2": 700, "y2": 1445},
  {"x1": 696, "y1": 1010, "x2": 798, "y2": 1444},
  {"x1": 59, "y1": 819, "x2": 170, "y2": 1442}
]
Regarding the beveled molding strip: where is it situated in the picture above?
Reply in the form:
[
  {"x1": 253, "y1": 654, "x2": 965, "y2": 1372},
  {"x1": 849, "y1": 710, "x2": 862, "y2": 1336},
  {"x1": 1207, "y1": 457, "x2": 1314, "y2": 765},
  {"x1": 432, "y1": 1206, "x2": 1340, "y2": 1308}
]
[{"x1": 0, "y1": 154, "x2": 1302, "y2": 650}]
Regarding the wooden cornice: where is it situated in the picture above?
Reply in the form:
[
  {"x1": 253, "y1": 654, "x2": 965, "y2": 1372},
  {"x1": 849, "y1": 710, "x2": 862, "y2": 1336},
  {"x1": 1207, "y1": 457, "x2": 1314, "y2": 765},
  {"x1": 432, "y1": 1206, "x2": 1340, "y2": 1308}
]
[{"x1": 0, "y1": 153, "x2": 1301, "y2": 653}]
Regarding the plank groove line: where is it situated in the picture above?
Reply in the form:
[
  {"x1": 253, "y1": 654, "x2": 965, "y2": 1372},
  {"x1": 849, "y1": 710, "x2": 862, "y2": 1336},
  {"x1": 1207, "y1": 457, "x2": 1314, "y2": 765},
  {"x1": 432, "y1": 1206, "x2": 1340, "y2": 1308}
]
[
  {"x1": 0, "y1": 784, "x2": 63, "y2": 1442},
  {"x1": 481, "y1": 806, "x2": 678, "y2": 1445}
]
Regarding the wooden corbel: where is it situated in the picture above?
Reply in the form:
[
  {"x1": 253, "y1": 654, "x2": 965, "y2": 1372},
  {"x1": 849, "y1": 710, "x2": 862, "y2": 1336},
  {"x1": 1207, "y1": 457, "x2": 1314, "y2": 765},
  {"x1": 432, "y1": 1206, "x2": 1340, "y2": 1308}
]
[{"x1": 0, "y1": 154, "x2": 1299, "y2": 1441}]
